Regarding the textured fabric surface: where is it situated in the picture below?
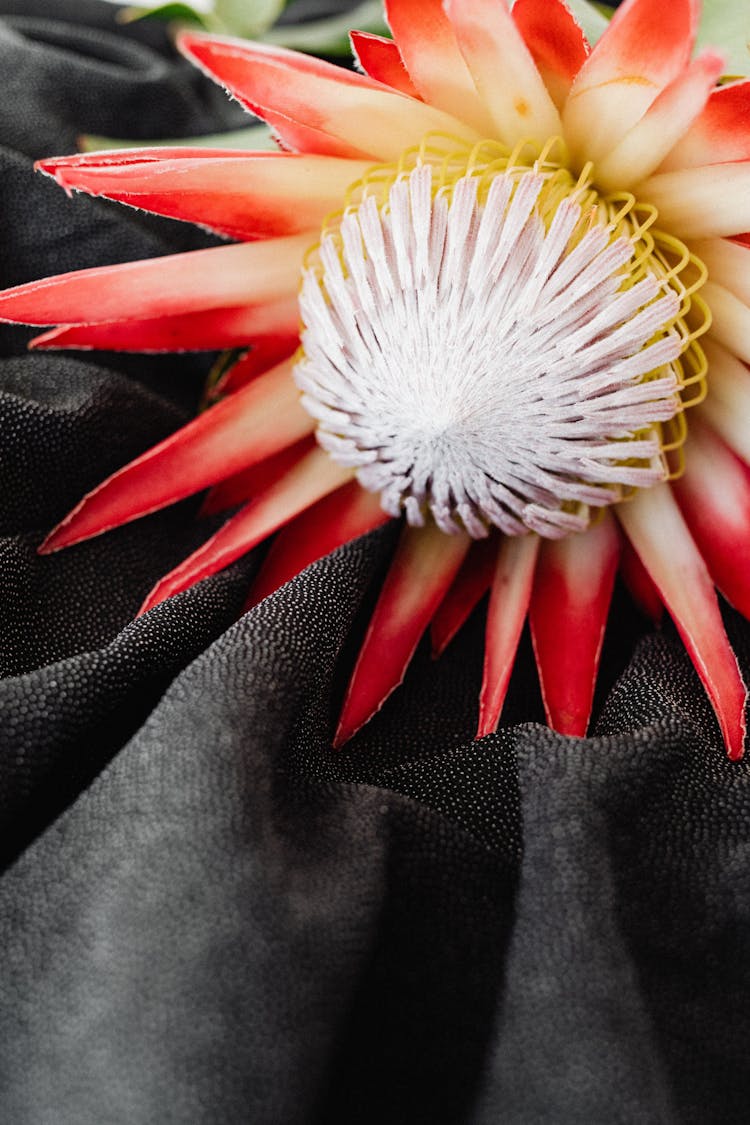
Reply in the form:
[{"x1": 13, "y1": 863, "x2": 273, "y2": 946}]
[{"x1": 1, "y1": 3, "x2": 749, "y2": 1123}]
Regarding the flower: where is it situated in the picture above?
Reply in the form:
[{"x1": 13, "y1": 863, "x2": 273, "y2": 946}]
[{"x1": 2, "y1": 0, "x2": 750, "y2": 756}]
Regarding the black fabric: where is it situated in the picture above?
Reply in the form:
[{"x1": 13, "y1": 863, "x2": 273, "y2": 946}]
[{"x1": 1, "y1": 4, "x2": 749, "y2": 1122}]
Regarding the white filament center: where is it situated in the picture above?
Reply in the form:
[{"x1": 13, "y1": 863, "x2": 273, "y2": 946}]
[{"x1": 295, "y1": 165, "x2": 684, "y2": 538}]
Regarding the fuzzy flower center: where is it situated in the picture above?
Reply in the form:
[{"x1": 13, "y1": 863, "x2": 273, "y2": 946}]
[{"x1": 295, "y1": 138, "x2": 708, "y2": 538}]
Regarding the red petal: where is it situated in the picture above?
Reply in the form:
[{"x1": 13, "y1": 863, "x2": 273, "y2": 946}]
[
  {"x1": 563, "y1": 0, "x2": 697, "y2": 164},
  {"x1": 0, "y1": 234, "x2": 308, "y2": 327},
  {"x1": 383, "y1": 0, "x2": 493, "y2": 132},
  {"x1": 661, "y1": 79, "x2": 750, "y2": 170},
  {"x1": 212, "y1": 337, "x2": 300, "y2": 398},
  {"x1": 529, "y1": 514, "x2": 620, "y2": 737},
  {"x1": 349, "y1": 31, "x2": 419, "y2": 98},
  {"x1": 701, "y1": 281, "x2": 750, "y2": 365},
  {"x1": 29, "y1": 298, "x2": 299, "y2": 353},
  {"x1": 477, "y1": 534, "x2": 540, "y2": 738},
  {"x1": 595, "y1": 51, "x2": 725, "y2": 193},
  {"x1": 39, "y1": 359, "x2": 313, "y2": 552},
  {"x1": 590, "y1": 0, "x2": 697, "y2": 74},
  {"x1": 245, "y1": 479, "x2": 390, "y2": 609},
  {"x1": 446, "y1": 0, "x2": 562, "y2": 145},
  {"x1": 693, "y1": 237, "x2": 750, "y2": 307},
  {"x1": 641, "y1": 164, "x2": 750, "y2": 241},
  {"x1": 201, "y1": 435, "x2": 315, "y2": 514},
  {"x1": 674, "y1": 421, "x2": 750, "y2": 620},
  {"x1": 178, "y1": 32, "x2": 477, "y2": 162},
  {"x1": 618, "y1": 483, "x2": 747, "y2": 760},
  {"x1": 334, "y1": 523, "x2": 470, "y2": 747},
  {"x1": 37, "y1": 152, "x2": 370, "y2": 242},
  {"x1": 699, "y1": 337, "x2": 750, "y2": 464},
  {"x1": 512, "y1": 0, "x2": 589, "y2": 108},
  {"x1": 139, "y1": 447, "x2": 353, "y2": 614},
  {"x1": 620, "y1": 539, "x2": 663, "y2": 623},
  {"x1": 430, "y1": 536, "x2": 496, "y2": 657},
  {"x1": 36, "y1": 145, "x2": 253, "y2": 165}
]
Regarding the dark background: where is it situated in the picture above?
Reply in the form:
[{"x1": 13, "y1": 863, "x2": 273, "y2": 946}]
[{"x1": 1, "y1": 2, "x2": 749, "y2": 1122}]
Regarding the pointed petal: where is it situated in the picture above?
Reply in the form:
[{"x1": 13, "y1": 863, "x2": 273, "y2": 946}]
[
  {"x1": 660, "y1": 79, "x2": 750, "y2": 171},
  {"x1": 334, "y1": 523, "x2": 470, "y2": 747},
  {"x1": 36, "y1": 145, "x2": 256, "y2": 165},
  {"x1": 349, "y1": 31, "x2": 419, "y2": 98},
  {"x1": 512, "y1": 0, "x2": 589, "y2": 109},
  {"x1": 28, "y1": 298, "x2": 300, "y2": 353},
  {"x1": 246, "y1": 479, "x2": 390, "y2": 608},
  {"x1": 39, "y1": 360, "x2": 313, "y2": 552},
  {"x1": 618, "y1": 483, "x2": 747, "y2": 760},
  {"x1": 562, "y1": 0, "x2": 697, "y2": 164},
  {"x1": 212, "y1": 337, "x2": 300, "y2": 398},
  {"x1": 701, "y1": 282, "x2": 750, "y2": 365},
  {"x1": 178, "y1": 32, "x2": 478, "y2": 162},
  {"x1": 620, "y1": 539, "x2": 663, "y2": 622},
  {"x1": 383, "y1": 0, "x2": 494, "y2": 133},
  {"x1": 529, "y1": 513, "x2": 620, "y2": 737},
  {"x1": 139, "y1": 447, "x2": 353, "y2": 615},
  {"x1": 674, "y1": 420, "x2": 750, "y2": 620},
  {"x1": 699, "y1": 337, "x2": 750, "y2": 463},
  {"x1": 430, "y1": 536, "x2": 496, "y2": 657},
  {"x1": 595, "y1": 51, "x2": 725, "y2": 193},
  {"x1": 477, "y1": 534, "x2": 540, "y2": 738},
  {"x1": 692, "y1": 237, "x2": 750, "y2": 307},
  {"x1": 37, "y1": 152, "x2": 371, "y2": 242},
  {"x1": 0, "y1": 235, "x2": 308, "y2": 328},
  {"x1": 201, "y1": 435, "x2": 316, "y2": 514},
  {"x1": 445, "y1": 0, "x2": 562, "y2": 145},
  {"x1": 640, "y1": 163, "x2": 750, "y2": 240}
]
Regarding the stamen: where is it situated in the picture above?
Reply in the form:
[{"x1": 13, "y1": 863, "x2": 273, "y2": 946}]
[{"x1": 295, "y1": 140, "x2": 707, "y2": 538}]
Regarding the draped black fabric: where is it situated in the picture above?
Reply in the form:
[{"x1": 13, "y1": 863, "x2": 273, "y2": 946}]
[{"x1": 1, "y1": 4, "x2": 749, "y2": 1122}]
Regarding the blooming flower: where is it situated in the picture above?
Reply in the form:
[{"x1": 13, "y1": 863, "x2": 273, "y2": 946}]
[{"x1": 2, "y1": 0, "x2": 750, "y2": 756}]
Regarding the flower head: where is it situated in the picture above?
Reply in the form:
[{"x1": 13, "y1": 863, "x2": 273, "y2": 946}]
[{"x1": 2, "y1": 0, "x2": 750, "y2": 756}]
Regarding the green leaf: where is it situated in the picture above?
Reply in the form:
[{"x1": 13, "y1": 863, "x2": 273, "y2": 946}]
[
  {"x1": 79, "y1": 124, "x2": 277, "y2": 153},
  {"x1": 119, "y1": 2, "x2": 210, "y2": 28},
  {"x1": 563, "y1": 0, "x2": 611, "y2": 45},
  {"x1": 214, "y1": 0, "x2": 288, "y2": 37},
  {"x1": 263, "y1": 0, "x2": 387, "y2": 56},
  {"x1": 697, "y1": 0, "x2": 750, "y2": 78}
]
